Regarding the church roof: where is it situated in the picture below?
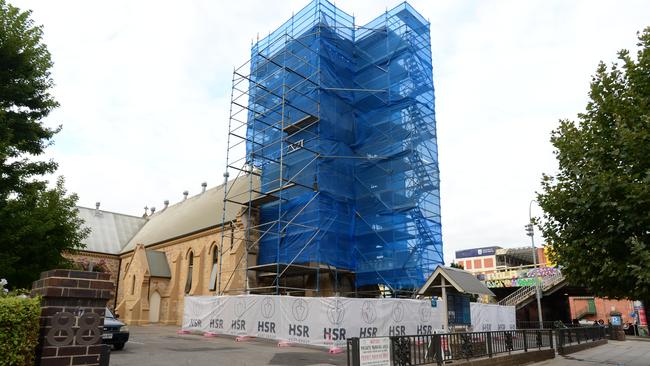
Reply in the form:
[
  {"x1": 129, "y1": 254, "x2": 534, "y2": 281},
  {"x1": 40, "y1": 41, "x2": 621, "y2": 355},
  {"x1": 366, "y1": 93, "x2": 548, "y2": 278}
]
[
  {"x1": 146, "y1": 250, "x2": 172, "y2": 278},
  {"x1": 76, "y1": 207, "x2": 146, "y2": 255},
  {"x1": 120, "y1": 175, "x2": 259, "y2": 254}
]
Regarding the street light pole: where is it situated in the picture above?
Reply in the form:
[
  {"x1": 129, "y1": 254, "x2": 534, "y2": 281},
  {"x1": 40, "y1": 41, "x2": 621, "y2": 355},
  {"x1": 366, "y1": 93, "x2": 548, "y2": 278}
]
[{"x1": 526, "y1": 199, "x2": 544, "y2": 329}]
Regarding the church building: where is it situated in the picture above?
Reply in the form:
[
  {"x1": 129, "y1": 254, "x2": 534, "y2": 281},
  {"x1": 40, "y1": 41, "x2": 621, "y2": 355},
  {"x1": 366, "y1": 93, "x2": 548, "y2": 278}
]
[{"x1": 69, "y1": 178, "x2": 254, "y2": 325}]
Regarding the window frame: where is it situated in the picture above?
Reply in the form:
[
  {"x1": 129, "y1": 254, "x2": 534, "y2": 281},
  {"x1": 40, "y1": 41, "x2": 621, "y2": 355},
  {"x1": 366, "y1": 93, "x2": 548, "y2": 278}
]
[{"x1": 185, "y1": 251, "x2": 194, "y2": 294}]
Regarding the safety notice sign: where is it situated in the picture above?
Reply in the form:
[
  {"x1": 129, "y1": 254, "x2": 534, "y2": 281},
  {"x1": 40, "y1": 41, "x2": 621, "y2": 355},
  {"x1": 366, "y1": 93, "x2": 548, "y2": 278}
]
[{"x1": 359, "y1": 337, "x2": 390, "y2": 366}]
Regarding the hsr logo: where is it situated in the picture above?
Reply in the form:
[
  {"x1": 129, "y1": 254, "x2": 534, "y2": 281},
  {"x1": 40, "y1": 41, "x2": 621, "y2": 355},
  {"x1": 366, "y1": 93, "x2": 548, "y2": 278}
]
[
  {"x1": 231, "y1": 298, "x2": 248, "y2": 331},
  {"x1": 260, "y1": 297, "x2": 275, "y2": 319},
  {"x1": 257, "y1": 297, "x2": 277, "y2": 334},
  {"x1": 418, "y1": 302, "x2": 431, "y2": 323},
  {"x1": 361, "y1": 301, "x2": 376, "y2": 324},
  {"x1": 288, "y1": 299, "x2": 310, "y2": 340},
  {"x1": 234, "y1": 299, "x2": 247, "y2": 318},
  {"x1": 359, "y1": 301, "x2": 378, "y2": 338},
  {"x1": 326, "y1": 299, "x2": 345, "y2": 325},
  {"x1": 291, "y1": 299, "x2": 309, "y2": 321},
  {"x1": 186, "y1": 299, "x2": 203, "y2": 328},
  {"x1": 323, "y1": 299, "x2": 346, "y2": 341},
  {"x1": 207, "y1": 298, "x2": 224, "y2": 329},
  {"x1": 392, "y1": 302, "x2": 405, "y2": 322}
]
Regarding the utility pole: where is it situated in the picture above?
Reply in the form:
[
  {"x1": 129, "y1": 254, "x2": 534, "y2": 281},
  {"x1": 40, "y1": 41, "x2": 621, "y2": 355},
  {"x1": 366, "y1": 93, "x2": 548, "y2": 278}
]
[{"x1": 526, "y1": 200, "x2": 544, "y2": 329}]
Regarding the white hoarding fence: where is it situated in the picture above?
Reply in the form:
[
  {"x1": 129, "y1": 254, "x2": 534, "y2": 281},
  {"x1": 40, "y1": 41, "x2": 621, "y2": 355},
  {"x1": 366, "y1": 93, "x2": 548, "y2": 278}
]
[
  {"x1": 470, "y1": 302, "x2": 516, "y2": 331},
  {"x1": 182, "y1": 295, "x2": 444, "y2": 348},
  {"x1": 183, "y1": 295, "x2": 517, "y2": 348}
]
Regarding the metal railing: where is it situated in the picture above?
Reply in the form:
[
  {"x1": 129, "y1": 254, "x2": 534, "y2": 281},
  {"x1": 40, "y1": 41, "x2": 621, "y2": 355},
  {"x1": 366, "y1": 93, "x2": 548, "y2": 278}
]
[
  {"x1": 542, "y1": 272, "x2": 566, "y2": 290},
  {"x1": 498, "y1": 272, "x2": 566, "y2": 307},
  {"x1": 498, "y1": 284, "x2": 536, "y2": 307},
  {"x1": 348, "y1": 329, "x2": 554, "y2": 366},
  {"x1": 517, "y1": 320, "x2": 587, "y2": 329},
  {"x1": 556, "y1": 326, "x2": 608, "y2": 351}
]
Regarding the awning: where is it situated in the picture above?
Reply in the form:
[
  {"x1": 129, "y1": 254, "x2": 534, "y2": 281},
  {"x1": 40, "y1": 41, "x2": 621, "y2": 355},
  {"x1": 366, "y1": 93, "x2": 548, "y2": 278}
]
[
  {"x1": 418, "y1": 266, "x2": 495, "y2": 297},
  {"x1": 495, "y1": 247, "x2": 538, "y2": 265}
]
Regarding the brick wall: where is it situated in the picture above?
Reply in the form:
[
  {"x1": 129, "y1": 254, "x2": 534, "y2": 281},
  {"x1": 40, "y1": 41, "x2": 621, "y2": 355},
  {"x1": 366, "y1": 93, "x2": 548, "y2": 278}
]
[
  {"x1": 31, "y1": 270, "x2": 114, "y2": 366},
  {"x1": 64, "y1": 252, "x2": 120, "y2": 307},
  {"x1": 569, "y1": 297, "x2": 636, "y2": 324}
]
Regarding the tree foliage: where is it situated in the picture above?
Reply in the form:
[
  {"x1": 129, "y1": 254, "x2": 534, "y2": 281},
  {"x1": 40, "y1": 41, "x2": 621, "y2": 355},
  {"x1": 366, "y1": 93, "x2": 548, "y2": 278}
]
[
  {"x1": 0, "y1": 0, "x2": 87, "y2": 289},
  {"x1": 450, "y1": 262, "x2": 464, "y2": 270},
  {"x1": 537, "y1": 28, "x2": 650, "y2": 300}
]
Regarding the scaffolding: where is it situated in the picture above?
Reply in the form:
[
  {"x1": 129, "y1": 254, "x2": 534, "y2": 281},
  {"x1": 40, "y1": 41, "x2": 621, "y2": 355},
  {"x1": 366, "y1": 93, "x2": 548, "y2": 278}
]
[{"x1": 218, "y1": 0, "x2": 443, "y2": 297}]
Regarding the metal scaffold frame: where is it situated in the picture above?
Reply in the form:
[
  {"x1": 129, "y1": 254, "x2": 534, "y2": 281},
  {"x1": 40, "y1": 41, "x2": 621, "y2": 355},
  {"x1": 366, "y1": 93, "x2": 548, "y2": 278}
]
[{"x1": 217, "y1": 0, "x2": 444, "y2": 298}]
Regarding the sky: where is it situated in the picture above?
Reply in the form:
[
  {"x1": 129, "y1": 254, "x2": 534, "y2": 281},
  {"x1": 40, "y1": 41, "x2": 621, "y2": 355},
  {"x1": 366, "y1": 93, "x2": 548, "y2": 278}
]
[{"x1": 13, "y1": 0, "x2": 650, "y2": 263}]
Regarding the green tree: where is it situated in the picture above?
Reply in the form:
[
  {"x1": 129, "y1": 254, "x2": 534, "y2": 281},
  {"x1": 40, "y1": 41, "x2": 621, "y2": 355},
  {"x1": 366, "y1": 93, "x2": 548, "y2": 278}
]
[
  {"x1": 537, "y1": 28, "x2": 650, "y2": 301},
  {"x1": 0, "y1": 0, "x2": 87, "y2": 289},
  {"x1": 450, "y1": 262, "x2": 464, "y2": 270}
]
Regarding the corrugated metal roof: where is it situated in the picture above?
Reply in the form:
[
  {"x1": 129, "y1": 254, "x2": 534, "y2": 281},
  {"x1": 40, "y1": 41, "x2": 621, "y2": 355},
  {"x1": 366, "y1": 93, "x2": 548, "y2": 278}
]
[
  {"x1": 120, "y1": 175, "x2": 259, "y2": 254},
  {"x1": 418, "y1": 266, "x2": 495, "y2": 297},
  {"x1": 146, "y1": 250, "x2": 171, "y2": 278},
  {"x1": 77, "y1": 207, "x2": 146, "y2": 255}
]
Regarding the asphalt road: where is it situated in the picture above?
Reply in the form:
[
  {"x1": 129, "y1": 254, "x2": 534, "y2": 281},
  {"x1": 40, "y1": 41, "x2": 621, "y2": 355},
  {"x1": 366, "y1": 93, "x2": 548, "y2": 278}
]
[{"x1": 109, "y1": 325, "x2": 347, "y2": 366}]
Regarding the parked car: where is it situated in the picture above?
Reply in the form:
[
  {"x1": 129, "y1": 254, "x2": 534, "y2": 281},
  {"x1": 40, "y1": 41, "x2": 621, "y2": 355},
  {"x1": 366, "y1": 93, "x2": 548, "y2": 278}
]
[{"x1": 103, "y1": 308, "x2": 129, "y2": 350}]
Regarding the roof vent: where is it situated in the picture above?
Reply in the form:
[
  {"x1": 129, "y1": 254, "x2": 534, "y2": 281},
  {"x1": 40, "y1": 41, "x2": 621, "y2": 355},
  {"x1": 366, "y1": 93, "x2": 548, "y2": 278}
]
[
  {"x1": 95, "y1": 202, "x2": 100, "y2": 210},
  {"x1": 201, "y1": 182, "x2": 207, "y2": 193},
  {"x1": 94, "y1": 202, "x2": 101, "y2": 216},
  {"x1": 150, "y1": 206, "x2": 156, "y2": 215},
  {"x1": 163, "y1": 200, "x2": 169, "y2": 210},
  {"x1": 183, "y1": 191, "x2": 189, "y2": 200}
]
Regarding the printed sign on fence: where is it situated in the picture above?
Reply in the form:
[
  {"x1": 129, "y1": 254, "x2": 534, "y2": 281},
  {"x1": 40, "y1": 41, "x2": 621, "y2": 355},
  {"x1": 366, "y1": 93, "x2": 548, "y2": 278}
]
[
  {"x1": 359, "y1": 337, "x2": 391, "y2": 366},
  {"x1": 469, "y1": 303, "x2": 516, "y2": 331}
]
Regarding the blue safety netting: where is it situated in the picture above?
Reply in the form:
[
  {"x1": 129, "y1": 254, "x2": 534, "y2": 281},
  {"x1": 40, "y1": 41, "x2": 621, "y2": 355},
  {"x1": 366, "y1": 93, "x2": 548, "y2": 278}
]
[{"x1": 244, "y1": 0, "x2": 443, "y2": 291}]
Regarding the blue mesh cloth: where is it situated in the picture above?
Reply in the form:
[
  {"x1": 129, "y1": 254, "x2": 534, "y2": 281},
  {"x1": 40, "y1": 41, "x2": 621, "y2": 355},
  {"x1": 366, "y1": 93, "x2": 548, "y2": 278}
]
[{"x1": 245, "y1": 0, "x2": 443, "y2": 290}]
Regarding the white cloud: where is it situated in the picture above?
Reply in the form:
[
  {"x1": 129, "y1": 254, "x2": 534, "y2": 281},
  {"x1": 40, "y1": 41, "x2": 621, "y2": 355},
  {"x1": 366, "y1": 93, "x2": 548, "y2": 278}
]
[{"x1": 13, "y1": 0, "x2": 650, "y2": 263}]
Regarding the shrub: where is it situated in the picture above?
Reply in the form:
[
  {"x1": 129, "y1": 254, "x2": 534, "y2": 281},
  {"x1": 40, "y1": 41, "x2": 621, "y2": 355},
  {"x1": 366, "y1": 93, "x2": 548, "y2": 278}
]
[
  {"x1": 71, "y1": 258, "x2": 109, "y2": 272},
  {"x1": 0, "y1": 296, "x2": 41, "y2": 366}
]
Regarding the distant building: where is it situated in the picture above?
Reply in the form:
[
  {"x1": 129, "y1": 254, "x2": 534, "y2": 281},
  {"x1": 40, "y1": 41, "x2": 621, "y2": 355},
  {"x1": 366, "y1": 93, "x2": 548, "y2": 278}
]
[
  {"x1": 454, "y1": 246, "x2": 547, "y2": 280},
  {"x1": 454, "y1": 245, "x2": 644, "y2": 328},
  {"x1": 65, "y1": 205, "x2": 146, "y2": 307},
  {"x1": 569, "y1": 297, "x2": 638, "y2": 326},
  {"x1": 454, "y1": 246, "x2": 500, "y2": 275}
]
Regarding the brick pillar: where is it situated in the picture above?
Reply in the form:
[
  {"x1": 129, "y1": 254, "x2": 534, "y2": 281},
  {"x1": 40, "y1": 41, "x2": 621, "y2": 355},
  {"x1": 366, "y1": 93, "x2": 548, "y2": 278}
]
[{"x1": 31, "y1": 269, "x2": 114, "y2": 366}]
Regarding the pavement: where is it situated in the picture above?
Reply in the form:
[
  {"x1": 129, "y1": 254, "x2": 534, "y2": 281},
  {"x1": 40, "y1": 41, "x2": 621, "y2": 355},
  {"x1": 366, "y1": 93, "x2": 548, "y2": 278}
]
[
  {"x1": 109, "y1": 325, "x2": 347, "y2": 366},
  {"x1": 531, "y1": 340, "x2": 650, "y2": 366}
]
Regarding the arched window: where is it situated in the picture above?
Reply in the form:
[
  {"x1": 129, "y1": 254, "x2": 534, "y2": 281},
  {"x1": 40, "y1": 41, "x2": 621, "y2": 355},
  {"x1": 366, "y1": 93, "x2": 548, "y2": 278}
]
[
  {"x1": 123, "y1": 261, "x2": 131, "y2": 279},
  {"x1": 185, "y1": 251, "x2": 194, "y2": 294},
  {"x1": 131, "y1": 275, "x2": 136, "y2": 295},
  {"x1": 209, "y1": 243, "x2": 218, "y2": 291},
  {"x1": 230, "y1": 226, "x2": 235, "y2": 249}
]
